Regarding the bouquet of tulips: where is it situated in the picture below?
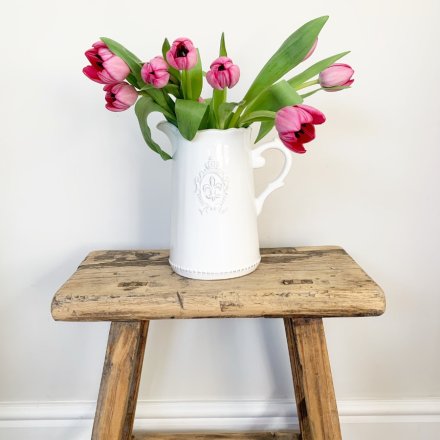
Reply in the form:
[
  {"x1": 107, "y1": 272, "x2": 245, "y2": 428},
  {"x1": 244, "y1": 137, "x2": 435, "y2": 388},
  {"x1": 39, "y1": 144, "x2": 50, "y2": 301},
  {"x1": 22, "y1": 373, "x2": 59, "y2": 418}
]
[{"x1": 83, "y1": 16, "x2": 354, "y2": 160}]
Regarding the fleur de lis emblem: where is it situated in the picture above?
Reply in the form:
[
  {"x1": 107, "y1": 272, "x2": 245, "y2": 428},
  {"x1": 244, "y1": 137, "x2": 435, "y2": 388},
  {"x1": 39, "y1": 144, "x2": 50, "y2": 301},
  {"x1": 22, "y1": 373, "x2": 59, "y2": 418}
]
[
  {"x1": 195, "y1": 158, "x2": 228, "y2": 214},
  {"x1": 203, "y1": 176, "x2": 223, "y2": 201}
]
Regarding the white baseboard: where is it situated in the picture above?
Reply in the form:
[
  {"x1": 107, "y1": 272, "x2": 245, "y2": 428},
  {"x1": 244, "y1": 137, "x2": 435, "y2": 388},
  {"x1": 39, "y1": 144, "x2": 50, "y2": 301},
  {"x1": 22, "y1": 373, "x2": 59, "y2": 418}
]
[{"x1": 1, "y1": 398, "x2": 439, "y2": 431}]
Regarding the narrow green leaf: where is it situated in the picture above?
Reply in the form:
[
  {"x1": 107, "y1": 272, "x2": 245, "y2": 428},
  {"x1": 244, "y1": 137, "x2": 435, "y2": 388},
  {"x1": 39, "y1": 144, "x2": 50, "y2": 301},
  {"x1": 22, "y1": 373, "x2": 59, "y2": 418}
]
[
  {"x1": 161, "y1": 38, "x2": 170, "y2": 58},
  {"x1": 245, "y1": 80, "x2": 303, "y2": 115},
  {"x1": 100, "y1": 37, "x2": 143, "y2": 86},
  {"x1": 218, "y1": 102, "x2": 238, "y2": 129},
  {"x1": 255, "y1": 121, "x2": 275, "y2": 143},
  {"x1": 126, "y1": 73, "x2": 139, "y2": 88},
  {"x1": 199, "y1": 106, "x2": 212, "y2": 130},
  {"x1": 210, "y1": 88, "x2": 226, "y2": 128},
  {"x1": 175, "y1": 99, "x2": 209, "y2": 140},
  {"x1": 135, "y1": 96, "x2": 172, "y2": 161},
  {"x1": 164, "y1": 83, "x2": 182, "y2": 98},
  {"x1": 186, "y1": 49, "x2": 203, "y2": 100},
  {"x1": 239, "y1": 110, "x2": 276, "y2": 127},
  {"x1": 243, "y1": 16, "x2": 329, "y2": 103},
  {"x1": 300, "y1": 88, "x2": 323, "y2": 98},
  {"x1": 220, "y1": 32, "x2": 227, "y2": 57},
  {"x1": 140, "y1": 86, "x2": 176, "y2": 120},
  {"x1": 288, "y1": 51, "x2": 350, "y2": 88},
  {"x1": 162, "y1": 38, "x2": 181, "y2": 81}
]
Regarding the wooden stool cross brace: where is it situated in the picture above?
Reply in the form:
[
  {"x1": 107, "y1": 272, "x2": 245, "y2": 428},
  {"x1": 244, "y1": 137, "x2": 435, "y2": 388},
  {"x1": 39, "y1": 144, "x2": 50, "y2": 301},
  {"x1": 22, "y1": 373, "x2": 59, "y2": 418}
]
[{"x1": 51, "y1": 246, "x2": 385, "y2": 440}]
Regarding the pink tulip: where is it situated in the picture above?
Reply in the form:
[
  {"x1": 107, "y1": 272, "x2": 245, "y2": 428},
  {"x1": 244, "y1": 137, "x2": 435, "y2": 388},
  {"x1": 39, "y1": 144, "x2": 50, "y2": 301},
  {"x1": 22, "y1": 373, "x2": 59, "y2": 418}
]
[
  {"x1": 319, "y1": 63, "x2": 354, "y2": 91},
  {"x1": 141, "y1": 56, "x2": 170, "y2": 89},
  {"x1": 83, "y1": 41, "x2": 130, "y2": 84},
  {"x1": 104, "y1": 82, "x2": 138, "y2": 112},
  {"x1": 206, "y1": 56, "x2": 240, "y2": 90},
  {"x1": 304, "y1": 38, "x2": 318, "y2": 61},
  {"x1": 166, "y1": 37, "x2": 198, "y2": 70},
  {"x1": 275, "y1": 104, "x2": 326, "y2": 154}
]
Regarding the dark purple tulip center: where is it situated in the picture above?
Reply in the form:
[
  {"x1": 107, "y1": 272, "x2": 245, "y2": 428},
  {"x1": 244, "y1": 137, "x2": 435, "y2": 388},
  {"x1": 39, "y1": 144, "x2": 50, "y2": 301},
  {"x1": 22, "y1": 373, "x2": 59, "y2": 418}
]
[
  {"x1": 295, "y1": 128, "x2": 305, "y2": 137},
  {"x1": 176, "y1": 44, "x2": 189, "y2": 57},
  {"x1": 95, "y1": 53, "x2": 103, "y2": 68},
  {"x1": 218, "y1": 64, "x2": 226, "y2": 71}
]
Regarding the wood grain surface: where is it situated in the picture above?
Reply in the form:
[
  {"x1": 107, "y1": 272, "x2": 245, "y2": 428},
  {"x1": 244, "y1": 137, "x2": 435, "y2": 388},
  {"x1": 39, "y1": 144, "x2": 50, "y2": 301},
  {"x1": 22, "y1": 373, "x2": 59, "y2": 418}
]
[
  {"x1": 51, "y1": 246, "x2": 385, "y2": 321},
  {"x1": 133, "y1": 433, "x2": 299, "y2": 439},
  {"x1": 284, "y1": 318, "x2": 342, "y2": 440},
  {"x1": 91, "y1": 321, "x2": 149, "y2": 440}
]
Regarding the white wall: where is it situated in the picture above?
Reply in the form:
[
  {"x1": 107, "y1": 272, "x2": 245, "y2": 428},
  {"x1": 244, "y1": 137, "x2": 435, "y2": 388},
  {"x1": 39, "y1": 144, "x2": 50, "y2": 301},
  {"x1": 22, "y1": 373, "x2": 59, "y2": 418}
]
[{"x1": 1, "y1": 0, "x2": 440, "y2": 438}]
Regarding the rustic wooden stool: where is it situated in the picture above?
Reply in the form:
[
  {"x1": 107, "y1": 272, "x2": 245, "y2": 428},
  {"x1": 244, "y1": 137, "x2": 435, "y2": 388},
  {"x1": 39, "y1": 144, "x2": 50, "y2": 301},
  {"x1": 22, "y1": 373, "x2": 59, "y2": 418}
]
[{"x1": 51, "y1": 246, "x2": 385, "y2": 440}]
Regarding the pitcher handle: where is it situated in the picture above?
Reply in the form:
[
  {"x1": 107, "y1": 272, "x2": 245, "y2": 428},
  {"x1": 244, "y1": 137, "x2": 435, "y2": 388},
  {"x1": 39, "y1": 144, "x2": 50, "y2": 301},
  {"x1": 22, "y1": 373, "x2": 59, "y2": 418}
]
[{"x1": 252, "y1": 137, "x2": 292, "y2": 216}]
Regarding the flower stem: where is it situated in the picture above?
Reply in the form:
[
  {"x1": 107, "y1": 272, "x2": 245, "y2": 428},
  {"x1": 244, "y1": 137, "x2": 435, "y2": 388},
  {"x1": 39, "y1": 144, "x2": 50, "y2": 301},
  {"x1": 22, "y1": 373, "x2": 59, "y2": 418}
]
[
  {"x1": 296, "y1": 79, "x2": 319, "y2": 90},
  {"x1": 181, "y1": 70, "x2": 188, "y2": 99},
  {"x1": 211, "y1": 88, "x2": 226, "y2": 128}
]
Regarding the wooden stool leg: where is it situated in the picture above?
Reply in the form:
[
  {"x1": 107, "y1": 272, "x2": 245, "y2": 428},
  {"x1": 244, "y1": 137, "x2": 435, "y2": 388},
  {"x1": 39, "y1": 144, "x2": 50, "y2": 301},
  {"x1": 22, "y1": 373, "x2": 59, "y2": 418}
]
[
  {"x1": 284, "y1": 318, "x2": 342, "y2": 440},
  {"x1": 92, "y1": 321, "x2": 149, "y2": 440}
]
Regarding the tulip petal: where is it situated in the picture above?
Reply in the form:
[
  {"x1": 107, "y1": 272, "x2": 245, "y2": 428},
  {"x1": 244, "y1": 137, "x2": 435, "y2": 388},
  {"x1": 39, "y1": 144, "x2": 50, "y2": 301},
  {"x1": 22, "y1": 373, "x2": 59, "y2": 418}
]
[
  {"x1": 117, "y1": 85, "x2": 138, "y2": 106},
  {"x1": 166, "y1": 37, "x2": 198, "y2": 71},
  {"x1": 83, "y1": 66, "x2": 104, "y2": 83},
  {"x1": 319, "y1": 63, "x2": 354, "y2": 88},
  {"x1": 297, "y1": 104, "x2": 326, "y2": 124},
  {"x1": 102, "y1": 56, "x2": 130, "y2": 82},
  {"x1": 297, "y1": 123, "x2": 315, "y2": 143},
  {"x1": 105, "y1": 103, "x2": 125, "y2": 112},
  {"x1": 281, "y1": 137, "x2": 307, "y2": 154},
  {"x1": 276, "y1": 106, "x2": 303, "y2": 133}
]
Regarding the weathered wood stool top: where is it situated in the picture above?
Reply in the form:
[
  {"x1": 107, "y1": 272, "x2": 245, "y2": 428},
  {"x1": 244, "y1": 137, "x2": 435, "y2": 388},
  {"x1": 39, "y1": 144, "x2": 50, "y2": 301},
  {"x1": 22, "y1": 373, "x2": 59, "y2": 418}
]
[
  {"x1": 51, "y1": 246, "x2": 385, "y2": 440},
  {"x1": 51, "y1": 246, "x2": 385, "y2": 321}
]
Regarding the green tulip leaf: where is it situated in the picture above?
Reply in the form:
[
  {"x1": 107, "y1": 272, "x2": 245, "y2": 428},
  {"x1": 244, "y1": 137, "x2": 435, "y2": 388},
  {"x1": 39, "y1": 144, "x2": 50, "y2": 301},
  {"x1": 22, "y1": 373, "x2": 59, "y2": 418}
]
[
  {"x1": 135, "y1": 96, "x2": 172, "y2": 161},
  {"x1": 126, "y1": 73, "x2": 139, "y2": 88},
  {"x1": 210, "y1": 88, "x2": 227, "y2": 128},
  {"x1": 288, "y1": 51, "x2": 350, "y2": 88},
  {"x1": 140, "y1": 86, "x2": 175, "y2": 119},
  {"x1": 218, "y1": 101, "x2": 238, "y2": 129},
  {"x1": 100, "y1": 37, "x2": 143, "y2": 87},
  {"x1": 243, "y1": 16, "x2": 329, "y2": 103},
  {"x1": 161, "y1": 38, "x2": 170, "y2": 58},
  {"x1": 245, "y1": 80, "x2": 303, "y2": 115},
  {"x1": 238, "y1": 110, "x2": 276, "y2": 127},
  {"x1": 220, "y1": 32, "x2": 227, "y2": 57},
  {"x1": 175, "y1": 99, "x2": 209, "y2": 140},
  {"x1": 255, "y1": 120, "x2": 275, "y2": 143},
  {"x1": 300, "y1": 88, "x2": 323, "y2": 99},
  {"x1": 164, "y1": 84, "x2": 182, "y2": 98},
  {"x1": 182, "y1": 49, "x2": 203, "y2": 101}
]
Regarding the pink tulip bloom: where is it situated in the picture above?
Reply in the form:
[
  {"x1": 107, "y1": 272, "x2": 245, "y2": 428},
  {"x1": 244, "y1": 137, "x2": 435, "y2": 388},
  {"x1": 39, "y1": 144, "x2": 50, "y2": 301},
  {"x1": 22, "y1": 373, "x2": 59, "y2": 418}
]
[
  {"x1": 275, "y1": 104, "x2": 326, "y2": 154},
  {"x1": 104, "y1": 82, "x2": 138, "y2": 112},
  {"x1": 319, "y1": 63, "x2": 354, "y2": 91},
  {"x1": 206, "y1": 56, "x2": 240, "y2": 90},
  {"x1": 304, "y1": 38, "x2": 318, "y2": 61},
  {"x1": 83, "y1": 41, "x2": 130, "y2": 84},
  {"x1": 141, "y1": 56, "x2": 170, "y2": 89},
  {"x1": 166, "y1": 37, "x2": 198, "y2": 70}
]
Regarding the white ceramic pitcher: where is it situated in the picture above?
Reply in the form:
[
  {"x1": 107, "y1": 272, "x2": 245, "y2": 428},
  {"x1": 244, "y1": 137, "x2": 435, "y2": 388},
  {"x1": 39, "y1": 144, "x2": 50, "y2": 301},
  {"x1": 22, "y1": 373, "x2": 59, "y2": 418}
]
[{"x1": 157, "y1": 122, "x2": 292, "y2": 280}]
